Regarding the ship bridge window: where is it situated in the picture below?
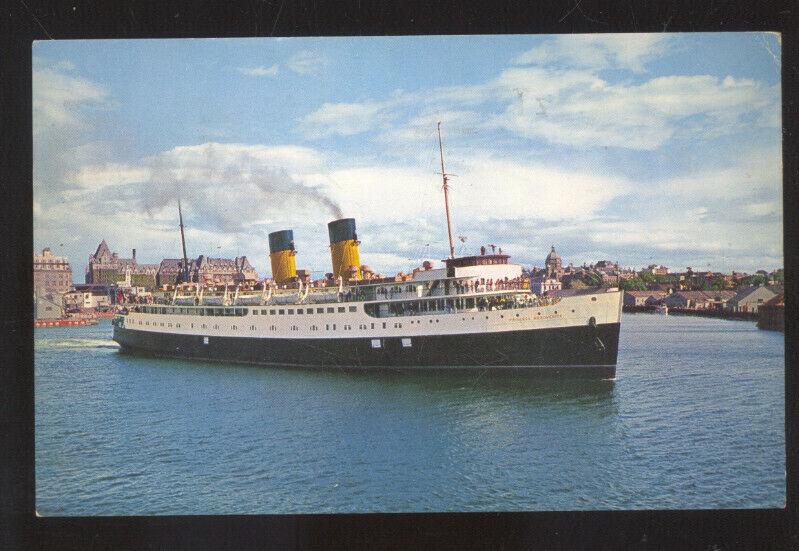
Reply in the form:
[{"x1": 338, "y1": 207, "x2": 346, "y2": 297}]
[
  {"x1": 279, "y1": 309, "x2": 285, "y2": 315},
  {"x1": 307, "y1": 309, "x2": 314, "y2": 315},
  {"x1": 253, "y1": 310, "x2": 258, "y2": 315},
  {"x1": 296, "y1": 308, "x2": 303, "y2": 314},
  {"x1": 327, "y1": 307, "x2": 334, "y2": 313},
  {"x1": 349, "y1": 306, "x2": 357, "y2": 312},
  {"x1": 338, "y1": 307, "x2": 345, "y2": 313},
  {"x1": 269, "y1": 309, "x2": 276, "y2": 315},
  {"x1": 288, "y1": 309, "x2": 294, "y2": 315},
  {"x1": 317, "y1": 308, "x2": 324, "y2": 314}
]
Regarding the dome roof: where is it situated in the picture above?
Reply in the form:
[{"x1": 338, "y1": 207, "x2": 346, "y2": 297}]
[{"x1": 546, "y1": 245, "x2": 561, "y2": 262}]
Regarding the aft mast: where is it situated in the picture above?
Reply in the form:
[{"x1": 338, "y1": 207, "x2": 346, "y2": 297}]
[
  {"x1": 437, "y1": 122, "x2": 456, "y2": 260},
  {"x1": 178, "y1": 197, "x2": 190, "y2": 283}
]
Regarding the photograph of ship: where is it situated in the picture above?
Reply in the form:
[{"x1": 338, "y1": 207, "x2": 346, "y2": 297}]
[{"x1": 33, "y1": 33, "x2": 784, "y2": 516}]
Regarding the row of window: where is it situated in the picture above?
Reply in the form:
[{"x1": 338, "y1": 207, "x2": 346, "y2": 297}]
[
  {"x1": 254, "y1": 306, "x2": 357, "y2": 315},
  {"x1": 132, "y1": 305, "x2": 359, "y2": 316},
  {"x1": 363, "y1": 294, "x2": 553, "y2": 318}
]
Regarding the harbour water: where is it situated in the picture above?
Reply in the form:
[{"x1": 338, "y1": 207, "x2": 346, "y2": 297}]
[{"x1": 35, "y1": 314, "x2": 785, "y2": 515}]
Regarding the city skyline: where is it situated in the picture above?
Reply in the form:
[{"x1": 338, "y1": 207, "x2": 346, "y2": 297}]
[{"x1": 33, "y1": 34, "x2": 783, "y2": 281}]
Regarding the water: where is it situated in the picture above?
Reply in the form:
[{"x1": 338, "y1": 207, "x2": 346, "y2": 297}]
[{"x1": 35, "y1": 315, "x2": 785, "y2": 515}]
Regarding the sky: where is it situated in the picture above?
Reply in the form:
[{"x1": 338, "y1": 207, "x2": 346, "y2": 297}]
[{"x1": 32, "y1": 33, "x2": 783, "y2": 282}]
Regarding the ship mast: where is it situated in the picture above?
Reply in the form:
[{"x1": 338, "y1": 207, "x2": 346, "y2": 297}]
[
  {"x1": 178, "y1": 196, "x2": 190, "y2": 284},
  {"x1": 437, "y1": 122, "x2": 456, "y2": 260}
]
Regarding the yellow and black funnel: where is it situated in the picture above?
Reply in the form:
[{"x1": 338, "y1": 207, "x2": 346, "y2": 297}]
[
  {"x1": 328, "y1": 218, "x2": 361, "y2": 281},
  {"x1": 268, "y1": 229, "x2": 297, "y2": 284}
]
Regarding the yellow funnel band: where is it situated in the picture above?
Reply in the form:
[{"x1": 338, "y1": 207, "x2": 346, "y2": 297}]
[
  {"x1": 330, "y1": 239, "x2": 361, "y2": 281},
  {"x1": 270, "y1": 249, "x2": 297, "y2": 284}
]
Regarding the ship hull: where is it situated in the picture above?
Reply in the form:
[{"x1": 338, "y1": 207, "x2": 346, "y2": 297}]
[{"x1": 113, "y1": 322, "x2": 620, "y2": 378}]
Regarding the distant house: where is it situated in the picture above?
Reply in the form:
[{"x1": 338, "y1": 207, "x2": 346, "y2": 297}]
[
  {"x1": 623, "y1": 291, "x2": 667, "y2": 307},
  {"x1": 644, "y1": 294, "x2": 667, "y2": 306},
  {"x1": 647, "y1": 264, "x2": 669, "y2": 276},
  {"x1": 646, "y1": 282, "x2": 674, "y2": 293},
  {"x1": 726, "y1": 286, "x2": 777, "y2": 313}
]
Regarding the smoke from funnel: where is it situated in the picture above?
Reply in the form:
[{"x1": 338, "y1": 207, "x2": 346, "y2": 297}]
[{"x1": 140, "y1": 143, "x2": 343, "y2": 229}]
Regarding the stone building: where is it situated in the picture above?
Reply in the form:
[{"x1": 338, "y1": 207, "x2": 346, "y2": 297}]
[
  {"x1": 545, "y1": 245, "x2": 563, "y2": 278},
  {"x1": 531, "y1": 246, "x2": 563, "y2": 295},
  {"x1": 85, "y1": 240, "x2": 158, "y2": 289},
  {"x1": 34, "y1": 248, "x2": 72, "y2": 294},
  {"x1": 157, "y1": 255, "x2": 259, "y2": 287}
]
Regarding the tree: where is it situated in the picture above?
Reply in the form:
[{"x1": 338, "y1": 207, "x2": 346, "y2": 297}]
[
  {"x1": 741, "y1": 274, "x2": 767, "y2": 287},
  {"x1": 620, "y1": 277, "x2": 646, "y2": 291},
  {"x1": 710, "y1": 276, "x2": 726, "y2": 291},
  {"x1": 638, "y1": 271, "x2": 655, "y2": 283}
]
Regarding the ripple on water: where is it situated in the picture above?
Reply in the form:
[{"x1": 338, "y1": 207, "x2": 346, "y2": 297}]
[{"x1": 34, "y1": 316, "x2": 785, "y2": 514}]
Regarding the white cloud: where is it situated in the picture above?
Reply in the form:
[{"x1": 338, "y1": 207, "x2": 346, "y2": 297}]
[
  {"x1": 33, "y1": 68, "x2": 107, "y2": 135},
  {"x1": 67, "y1": 163, "x2": 151, "y2": 189},
  {"x1": 54, "y1": 59, "x2": 76, "y2": 71},
  {"x1": 492, "y1": 72, "x2": 776, "y2": 150},
  {"x1": 286, "y1": 50, "x2": 328, "y2": 75},
  {"x1": 300, "y1": 100, "x2": 397, "y2": 138},
  {"x1": 513, "y1": 34, "x2": 671, "y2": 73},
  {"x1": 660, "y1": 147, "x2": 782, "y2": 201},
  {"x1": 744, "y1": 201, "x2": 781, "y2": 217},
  {"x1": 237, "y1": 64, "x2": 279, "y2": 77},
  {"x1": 300, "y1": 62, "x2": 778, "y2": 150}
]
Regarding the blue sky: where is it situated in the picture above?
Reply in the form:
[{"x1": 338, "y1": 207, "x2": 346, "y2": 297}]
[{"x1": 32, "y1": 34, "x2": 782, "y2": 281}]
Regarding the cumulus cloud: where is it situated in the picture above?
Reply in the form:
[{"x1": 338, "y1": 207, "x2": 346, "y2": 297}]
[
  {"x1": 33, "y1": 68, "x2": 107, "y2": 135},
  {"x1": 301, "y1": 100, "x2": 399, "y2": 138},
  {"x1": 513, "y1": 34, "x2": 671, "y2": 73},
  {"x1": 301, "y1": 62, "x2": 778, "y2": 150},
  {"x1": 286, "y1": 50, "x2": 328, "y2": 75}
]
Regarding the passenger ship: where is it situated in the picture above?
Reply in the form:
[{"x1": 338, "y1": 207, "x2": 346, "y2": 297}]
[{"x1": 113, "y1": 125, "x2": 623, "y2": 377}]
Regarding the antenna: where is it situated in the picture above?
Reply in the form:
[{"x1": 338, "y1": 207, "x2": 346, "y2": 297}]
[
  {"x1": 437, "y1": 122, "x2": 456, "y2": 260},
  {"x1": 178, "y1": 196, "x2": 190, "y2": 284}
]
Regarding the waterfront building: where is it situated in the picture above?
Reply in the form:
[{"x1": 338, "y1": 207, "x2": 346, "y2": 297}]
[
  {"x1": 726, "y1": 286, "x2": 777, "y2": 314},
  {"x1": 64, "y1": 286, "x2": 113, "y2": 312},
  {"x1": 86, "y1": 241, "x2": 158, "y2": 289},
  {"x1": 34, "y1": 248, "x2": 72, "y2": 294},
  {"x1": 34, "y1": 291, "x2": 64, "y2": 320},
  {"x1": 623, "y1": 291, "x2": 667, "y2": 307},
  {"x1": 758, "y1": 294, "x2": 784, "y2": 331},
  {"x1": 663, "y1": 291, "x2": 736, "y2": 310}
]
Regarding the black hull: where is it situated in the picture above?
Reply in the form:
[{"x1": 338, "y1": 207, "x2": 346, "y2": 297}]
[{"x1": 113, "y1": 323, "x2": 620, "y2": 378}]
